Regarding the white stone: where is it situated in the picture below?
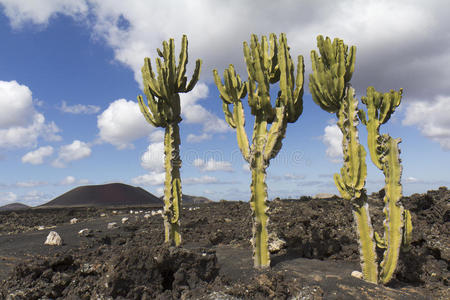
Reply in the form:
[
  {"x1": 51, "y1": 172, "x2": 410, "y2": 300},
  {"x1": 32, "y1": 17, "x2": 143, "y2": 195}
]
[
  {"x1": 112, "y1": 210, "x2": 117, "y2": 214},
  {"x1": 107, "y1": 222, "x2": 118, "y2": 229},
  {"x1": 100, "y1": 213, "x2": 106, "y2": 217},
  {"x1": 70, "y1": 218, "x2": 78, "y2": 224},
  {"x1": 129, "y1": 210, "x2": 133, "y2": 214},
  {"x1": 121, "y1": 217, "x2": 129, "y2": 224},
  {"x1": 135, "y1": 211, "x2": 139, "y2": 214},
  {"x1": 351, "y1": 270, "x2": 363, "y2": 279},
  {"x1": 144, "y1": 213, "x2": 151, "y2": 219},
  {"x1": 139, "y1": 210, "x2": 143, "y2": 213},
  {"x1": 44, "y1": 231, "x2": 62, "y2": 246},
  {"x1": 268, "y1": 232, "x2": 286, "y2": 253},
  {"x1": 78, "y1": 228, "x2": 91, "y2": 236},
  {"x1": 37, "y1": 225, "x2": 45, "y2": 231}
]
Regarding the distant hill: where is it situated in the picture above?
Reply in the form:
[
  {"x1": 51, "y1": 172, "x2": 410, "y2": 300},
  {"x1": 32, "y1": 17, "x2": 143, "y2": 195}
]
[
  {"x1": 158, "y1": 194, "x2": 213, "y2": 204},
  {"x1": 40, "y1": 183, "x2": 162, "y2": 207},
  {"x1": 0, "y1": 202, "x2": 30, "y2": 211}
]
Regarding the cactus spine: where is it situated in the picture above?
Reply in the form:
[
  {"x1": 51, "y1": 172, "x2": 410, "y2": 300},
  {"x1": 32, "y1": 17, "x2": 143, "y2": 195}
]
[
  {"x1": 213, "y1": 33, "x2": 304, "y2": 268},
  {"x1": 137, "y1": 35, "x2": 202, "y2": 246},
  {"x1": 309, "y1": 35, "x2": 378, "y2": 283},
  {"x1": 360, "y1": 87, "x2": 412, "y2": 284}
]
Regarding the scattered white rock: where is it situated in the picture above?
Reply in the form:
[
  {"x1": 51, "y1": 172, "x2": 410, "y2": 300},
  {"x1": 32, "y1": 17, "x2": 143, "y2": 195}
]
[
  {"x1": 224, "y1": 218, "x2": 232, "y2": 223},
  {"x1": 135, "y1": 211, "x2": 139, "y2": 215},
  {"x1": 44, "y1": 231, "x2": 62, "y2": 246},
  {"x1": 107, "y1": 222, "x2": 118, "y2": 229},
  {"x1": 129, "y1": 210, "x2": 134, "y2": 214},
  {"x1": 37, "y1": 225, "x2": 45, "y2": 231},
  {"x1": 157, "y1": 209, "x2": 163, "y2": 215},
  {"x1": 70, "y1": 218, "x2": 78, "y2": 224},
  {"x1": 121, "y1": 217, "x2": 129, "y2": 224},
  {"x1": 351, "y1": 270, "x2": 363, "y2": 279},
  {"x1": 139, "y1": 210, "x2": 143, "y2": 213},
  {"x1": 268, "y1": 232, "x2": 286, "y2": 253},
  {"x1": 100, "y1": 213, "x2": 106, "y2": 217},
  {"x1": 78, "y1": 228, "x2": 92, "y2": 237},
  {"x1": 144, "y1": 213, "x2": 151, "y2": 219},
  {"x1": 112, "y1": 210, "x2": 118, "y2": 215}
]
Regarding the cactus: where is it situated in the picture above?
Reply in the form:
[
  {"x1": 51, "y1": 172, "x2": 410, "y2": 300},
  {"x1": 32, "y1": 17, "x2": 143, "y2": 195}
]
[
  {"x1": 213, "y1": 33, "x2": 304, "y2": 268},
  {"x1": 360, "y1": 87, "x2": 412, "y2": 284},
  {"x1": 309, "y1": 35, "x2": 378, "y2": 283},
  {"x1": 310, "y1": 35, "x2": 412, "y2": 285},
  {"x1": 137, "y1": 35, "x2": 202, "y2": 246}
]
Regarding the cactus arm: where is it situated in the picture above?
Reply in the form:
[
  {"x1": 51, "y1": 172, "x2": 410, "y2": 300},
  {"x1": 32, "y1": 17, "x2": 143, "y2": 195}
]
[
  {"x1": 137, "y1": 95, "x2": 158, "y2": 127},
  {"x1": 379, "y1": 137, "x2": 404, "y2": 284},
  {"x1": 263, "y1": 106, "x2": 287, "y2": 161},
  {"x1": 234, "y1": 101, "x2": 250, "y2": 161},
  {"x1": 163, "y1": 123, "x2": 182, "y2": 245},
  {"x1": 353, "y1": 195, "x2": 379, "y2": 284},
  {"x1": 222, "y1": 103, "x2": 236, "y2": 128},
  {"x1": 176, "y1": 35, "x2": 188, "y2": 90},
  {"x1": 402, "y1": 209, "x2": 413, "y2": 249},
  {"x1": 185, "y1": 59, "x2": 202, "y2": 92}
]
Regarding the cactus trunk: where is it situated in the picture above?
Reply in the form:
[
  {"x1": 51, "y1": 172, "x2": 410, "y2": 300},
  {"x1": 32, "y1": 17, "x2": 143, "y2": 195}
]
[
  {"x1": 250, "y1": 118, "x2": 270, "y2": 268},
  {"x1": 379, "y1": 137, "x2": 404, "y2": 283},
  {"x1": 352, "y1": 195, "x2": 378, "y2": 284},
  {"x1": 163, "y1": 122, "x2": 182, "y2": 246}
]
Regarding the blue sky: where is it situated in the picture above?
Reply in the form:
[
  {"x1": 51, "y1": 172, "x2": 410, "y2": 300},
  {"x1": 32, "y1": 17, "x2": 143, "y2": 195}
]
[{"x1": 0, "y1": 0, "x2": 449, "y2": 206}]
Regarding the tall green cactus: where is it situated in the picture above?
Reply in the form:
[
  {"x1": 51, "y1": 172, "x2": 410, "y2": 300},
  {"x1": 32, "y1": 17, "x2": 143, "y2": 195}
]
[
  {"x1": 213, "y1": 33, "x2": 304, "y2": 268},
  {"x1": 137, "y1": 35, "x2": 202, "y2": 246},
  {"x1": 359, "y1": 87, "x2": 412, "y2": 284},
  {"x1": 310, "y1": 35, "x2": 412, "y2": 285},
  {"x1": 309, "y1": 35, "x2": 378, "y2": 283}
]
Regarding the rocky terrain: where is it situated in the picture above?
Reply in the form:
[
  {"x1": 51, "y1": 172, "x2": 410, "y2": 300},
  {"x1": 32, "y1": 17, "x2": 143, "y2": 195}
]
[{"x1": 0, "y1": 187, "x2": 448, "y2": 299}]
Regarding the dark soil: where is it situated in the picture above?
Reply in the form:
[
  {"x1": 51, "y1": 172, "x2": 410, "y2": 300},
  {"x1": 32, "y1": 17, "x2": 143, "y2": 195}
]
[{"x1": 0, "y1": 187, "x2": 448, "y2": 299}]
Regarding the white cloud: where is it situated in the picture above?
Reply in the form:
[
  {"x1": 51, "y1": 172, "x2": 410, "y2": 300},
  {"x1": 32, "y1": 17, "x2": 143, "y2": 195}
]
[
  {"x1": 242, "y1": 163, "x2": 250, "y2": 172},
  {"x1": 404, "y1": 176, "x2": 420, "y2": 184},
  {"x1": 284, "y1": 173, "x2": 306, "y2": 180},
  {"x1": 140, "y1": 142, "x2": 164, "y2": 172},
  {"x1": 20, "y1": 190, "x2": 52, "y2": 206},
  {"x1": 97, "y1": 98, "x2": 154, "y2": 149},
  {"x1": 0, "y1": 0, "x2": 88, "y2": 28},
  {"x1": 59, "y1": 100, "x2": 100, "y2": 114},
  {"x1": 60, "y1": 176, "x2": 76, "y2": 185},
  {"x1": 149, "y1": 130, "x2": 164, "y2": 143},
  {"x1": 22, "y1": 146, "x2": 54, "y2": 165},
  {"x1": 52, "y1": 140, "x2": 91, "y2": 167},
  {"x1": 187, "y1": 133, "x2": 211, "y2": 143},
  {"x1": 78, "y1": 178, "x2": 90, "y2": 184},
  {"x1": 322, "y1": 125, "x2": 343, "y2": 163},
  {"x1": 0, "y1": 191, "x2": 17, "y2": 205},
  {"x1": 155, "y1": 187, "x2": 164, "y2": 196},
  {"x1": 184, "y1": 175, "x2": 218, "y2": 185},
  {"x1": 131, "y1": 172, "x2": 165, "y2": 186},
  {"x1": 1, "y1": 1, "x2": 449, "y2": 103},
  {"x1": 193, "y1": 158, "x2": 233, "y2": 172},
  {"x1": 0, "y1": 80, "x2": 61, "y2": 148},
  {"x1": 403, "y1": 96, "x2": 450, "y2": 150}
]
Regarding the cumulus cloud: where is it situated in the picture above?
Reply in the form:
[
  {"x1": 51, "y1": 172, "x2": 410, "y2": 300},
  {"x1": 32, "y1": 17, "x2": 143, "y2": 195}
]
[
  {"x1": 193, "y1": 158, "x2": 233, "y2": 172},
  {"x1": 0, "y1": 0, "x2": 88, "y2": 28},
  {"x1": 52, "y1": 140, "x2": 91, "y2": 167},
  {"x1": 140, "y1": 142, "x2": 164, "y2": 172},
  {"x1": 322, "y1": 125, "x2": 343, "y2": 163},
  {"x1": 59, "y1": 100, "x2": 100, "y2": 114},
  {"x1": 131, "y1": 172, "x2": 165, "y2": 186},
  {"x1": 0, "y1": 80, "x2": 61, "y2": 148},
  {"x1": 97, "y1": 98, "x2": 154, "y2": 149},
  {"x1": 2, "y1": 0, "x2": 448, "y2": 102},
  {"x1": 21, "y1": 146, "x2": 54, "y2": 165},
  {"x1": 403, "y1": 96, "x2": 450, "y2": 150}
]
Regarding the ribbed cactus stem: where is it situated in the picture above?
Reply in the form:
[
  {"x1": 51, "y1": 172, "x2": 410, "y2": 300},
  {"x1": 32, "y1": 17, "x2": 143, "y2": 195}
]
[
  {"x1": 379, "y1": 136, "x2": 404, "y2": 283},
  {"x1": 163, "y1": 123, "x2": 182, "y2": 245},
  {"x1": 250, "y1": 119, "x2": 270, "y2": 267},
  {"x1": 352, "y1": 196, "x2": 378, "y2": 283}
]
